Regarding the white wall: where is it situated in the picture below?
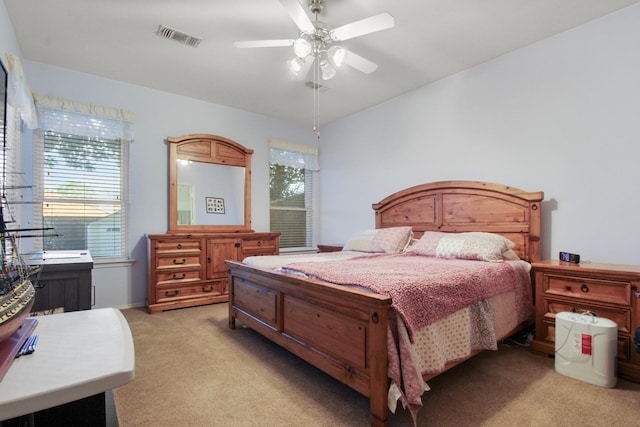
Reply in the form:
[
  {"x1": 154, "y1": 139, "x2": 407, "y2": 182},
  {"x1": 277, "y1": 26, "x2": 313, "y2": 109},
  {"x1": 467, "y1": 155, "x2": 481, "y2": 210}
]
[
  {"x1": 319, "y1": 4, "x2": 640, "y2": 265},
  {"x1": 0, "y1": 1, "x2": 20, "y2": 56}
]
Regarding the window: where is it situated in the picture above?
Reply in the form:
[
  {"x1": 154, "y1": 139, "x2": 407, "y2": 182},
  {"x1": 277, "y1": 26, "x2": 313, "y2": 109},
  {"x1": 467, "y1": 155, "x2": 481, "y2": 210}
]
[
  {"x1": 32, "y1": 95, "x2": 134, "y2": 261},
  {"x1": 268, "y1": 139, "x2": 319, "y2": 250}
]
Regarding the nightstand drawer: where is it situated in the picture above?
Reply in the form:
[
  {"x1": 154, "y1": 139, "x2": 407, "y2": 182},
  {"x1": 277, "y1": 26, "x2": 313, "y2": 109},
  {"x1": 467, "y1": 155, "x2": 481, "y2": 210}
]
[
  {"x1": 539, "y1": 316, "x2": 630, "y2": 361},
  {"x1": 544, "y1": 275, "x2": 631, "y2": 306},
  {"x1": 543, "y1": 302, "x2": 630, "y2": 334}
]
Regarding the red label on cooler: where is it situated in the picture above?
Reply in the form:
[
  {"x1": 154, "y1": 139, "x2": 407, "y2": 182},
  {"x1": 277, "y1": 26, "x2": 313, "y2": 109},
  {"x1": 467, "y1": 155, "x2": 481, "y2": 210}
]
[{"x1": 581, "y1": 334, "x2": 592, "y2": 355}]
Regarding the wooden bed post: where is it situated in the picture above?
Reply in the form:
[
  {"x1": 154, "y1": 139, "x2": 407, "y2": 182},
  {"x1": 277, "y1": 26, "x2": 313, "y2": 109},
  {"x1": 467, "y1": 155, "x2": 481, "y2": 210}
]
[
  {"x1": 369, "y1": 307, "x2": 389, "y2": 427},
  {"x1": 228, "y1": 273, "x2": 236, "y2": 330}
]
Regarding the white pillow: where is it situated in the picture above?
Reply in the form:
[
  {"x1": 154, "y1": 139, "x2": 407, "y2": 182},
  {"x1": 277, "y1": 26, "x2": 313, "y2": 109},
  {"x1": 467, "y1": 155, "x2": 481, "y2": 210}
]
[
  {"x1": 408, "y1": 231, "x2": 515, "y2": 262},
  {"x1": 342, "y1": 229, "x2": 377, "y2": 252}
]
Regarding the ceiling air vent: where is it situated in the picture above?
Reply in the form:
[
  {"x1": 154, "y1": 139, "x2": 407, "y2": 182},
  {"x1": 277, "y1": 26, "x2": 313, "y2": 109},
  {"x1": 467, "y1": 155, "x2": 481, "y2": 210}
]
[
  {"x1": 156, "y1": 24, "x2": 202, "y2": 48},
  {"x1": 305, "y1": 81, "x2": 330, "y2": 92}
]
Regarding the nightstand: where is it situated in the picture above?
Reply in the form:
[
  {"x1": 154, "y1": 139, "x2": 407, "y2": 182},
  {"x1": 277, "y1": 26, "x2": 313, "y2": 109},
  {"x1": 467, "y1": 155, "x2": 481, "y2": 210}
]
[
  {"x1": 531, "y1": 259, "x2": 640, "y2": 383},
  {"x1": 317, "y1": 244, "x2": 343, "y2": 253}
]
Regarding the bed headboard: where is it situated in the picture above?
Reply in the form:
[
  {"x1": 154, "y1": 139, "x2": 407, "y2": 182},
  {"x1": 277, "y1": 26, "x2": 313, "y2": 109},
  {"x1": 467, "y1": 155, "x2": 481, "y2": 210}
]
[{"x1": 372, "y1": 181, "x2": 544, "y2": 263}]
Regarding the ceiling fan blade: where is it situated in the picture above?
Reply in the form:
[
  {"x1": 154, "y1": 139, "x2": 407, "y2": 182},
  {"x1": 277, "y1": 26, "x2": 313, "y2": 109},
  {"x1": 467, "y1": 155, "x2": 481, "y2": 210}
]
[
  {"x1": 233, "y1": 39, "x2": 294, "y2": 48},
  {"x1": 331, "y1": 12, "x2": 395, "y2": 41},
  {"x1": 344, "y1": 49, "x2": 378, "y2": 74},
  {"x1": 278, "y1": 0, "x2": 315, "y2": 33}
]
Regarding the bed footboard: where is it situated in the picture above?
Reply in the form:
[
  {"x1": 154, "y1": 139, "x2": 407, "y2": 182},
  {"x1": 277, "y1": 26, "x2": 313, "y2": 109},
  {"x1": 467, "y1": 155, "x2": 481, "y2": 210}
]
[{"x1": 226, "y1": 260, "x2": 393, "y2": 427}]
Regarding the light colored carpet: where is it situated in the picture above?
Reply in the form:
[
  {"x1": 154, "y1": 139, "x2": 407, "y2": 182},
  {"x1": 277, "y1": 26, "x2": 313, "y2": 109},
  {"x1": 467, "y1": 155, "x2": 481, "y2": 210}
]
[{"x1": 113, "y1": 303, "x2": 640, "y2": 426}]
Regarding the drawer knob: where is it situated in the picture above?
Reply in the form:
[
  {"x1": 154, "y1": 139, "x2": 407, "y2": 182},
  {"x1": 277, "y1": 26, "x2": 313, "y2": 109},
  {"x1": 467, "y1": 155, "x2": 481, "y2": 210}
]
[
  {"x1": 580, "y1": 283, "x2": 589, "y2": 293},
  {"x1": 173, "y1": 258, "x2": 186, "y2": 265},
  {"x1": 177, "y1": 243, "x2": 182, "y2": 249},
  {"x1": 165, "y1": 290, "x2": 179, "y2": 297},
  {"x1": 173, "y1": 273, "x2": 186, "y2": 280},
  {"x1": 202, "y1": 286, "x2": 214, "y2": 293}
]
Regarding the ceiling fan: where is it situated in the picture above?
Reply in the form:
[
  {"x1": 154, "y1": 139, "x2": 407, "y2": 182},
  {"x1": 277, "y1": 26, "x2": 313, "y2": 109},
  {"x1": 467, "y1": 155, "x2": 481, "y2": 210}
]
[{"x1": 233, "y1": 0, "x2": 395, "y2": 81}]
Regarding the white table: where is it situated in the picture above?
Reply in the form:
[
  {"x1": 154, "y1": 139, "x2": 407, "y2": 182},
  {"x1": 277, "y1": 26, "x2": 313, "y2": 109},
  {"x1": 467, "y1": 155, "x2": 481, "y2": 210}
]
[{"x1": 0, "y1": 308, "x2": 135, "y2": 422}]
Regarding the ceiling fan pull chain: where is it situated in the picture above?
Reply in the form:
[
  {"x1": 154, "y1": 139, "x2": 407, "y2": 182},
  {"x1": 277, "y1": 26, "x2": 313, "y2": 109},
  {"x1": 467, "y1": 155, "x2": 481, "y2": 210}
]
[{"x1": 314, "y1": 55, "x2": 321, "y2": 139}]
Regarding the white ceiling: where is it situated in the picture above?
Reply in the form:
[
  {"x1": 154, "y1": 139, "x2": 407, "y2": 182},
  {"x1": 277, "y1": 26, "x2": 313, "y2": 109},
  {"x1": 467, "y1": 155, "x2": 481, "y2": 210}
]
[{"x1": 5, "y1": 0, "x2": 640, "y2": 128}]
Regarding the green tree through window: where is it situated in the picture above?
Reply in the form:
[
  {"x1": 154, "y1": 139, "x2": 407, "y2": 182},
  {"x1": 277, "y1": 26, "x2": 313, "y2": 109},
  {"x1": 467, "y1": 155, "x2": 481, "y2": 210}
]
[{"x1": 269, "y1": 164, "x2": 311, "y2": 248}]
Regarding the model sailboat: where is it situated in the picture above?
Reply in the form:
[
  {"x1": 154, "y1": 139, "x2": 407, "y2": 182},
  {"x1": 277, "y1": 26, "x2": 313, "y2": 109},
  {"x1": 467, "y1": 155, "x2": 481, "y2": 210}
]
[
  {"x1": 0, "y1": 206, "x2": 36, "y2": 343},
  {"x1": 0, "y1": 58, "x2": 38, "y2": 345}
]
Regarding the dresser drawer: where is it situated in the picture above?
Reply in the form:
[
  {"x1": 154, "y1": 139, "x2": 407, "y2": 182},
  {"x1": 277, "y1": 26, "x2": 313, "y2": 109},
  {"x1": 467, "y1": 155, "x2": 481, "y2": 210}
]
[
  {"x1": 544, "y1": 275, "x2": 631, "y2": 306},
  {"x1": 156, "y1": 254, "x2": 201, "y2": 270},
  {"x1": 156, "y1": 281, "x2": 222, "y2": 302},
  {"x1": 156, "y1": 269, "x2": 201, "y2": 285},
  {"x1": 155, "y1": 240, "x2": 201, "y2": 254},
  {"x1": 242, "y1": 237, "x2": 277, "y2": 254}
]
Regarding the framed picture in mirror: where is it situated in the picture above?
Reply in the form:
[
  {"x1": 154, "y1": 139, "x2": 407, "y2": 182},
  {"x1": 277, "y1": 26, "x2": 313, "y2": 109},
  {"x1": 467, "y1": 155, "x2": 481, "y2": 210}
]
[{"x1": 206, "y1": 197, "x2": 225, "y2": 214}]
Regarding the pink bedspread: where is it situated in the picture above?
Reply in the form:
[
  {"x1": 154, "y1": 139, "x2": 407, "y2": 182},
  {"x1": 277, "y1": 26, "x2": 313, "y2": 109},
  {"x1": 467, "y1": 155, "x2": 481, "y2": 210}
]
[{"x1": 284, "y1": 253, "x2": 525, "y2": 341}]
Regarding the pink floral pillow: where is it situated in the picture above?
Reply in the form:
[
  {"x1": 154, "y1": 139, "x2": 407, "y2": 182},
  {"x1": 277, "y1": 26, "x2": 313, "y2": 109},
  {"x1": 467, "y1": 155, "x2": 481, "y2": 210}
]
[
  {"x1": 370, "y1": 227, "x2": 413, "y2": 254},
  {"x1": 407, "y1": 231, "x2": 514, "y2": 262}
]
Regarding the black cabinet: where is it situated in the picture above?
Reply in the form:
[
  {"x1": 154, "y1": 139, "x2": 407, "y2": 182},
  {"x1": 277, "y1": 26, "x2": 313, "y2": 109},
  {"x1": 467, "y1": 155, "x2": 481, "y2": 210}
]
[{"x1": 27, "y1": 251, "x2": 94, "y2": 313}]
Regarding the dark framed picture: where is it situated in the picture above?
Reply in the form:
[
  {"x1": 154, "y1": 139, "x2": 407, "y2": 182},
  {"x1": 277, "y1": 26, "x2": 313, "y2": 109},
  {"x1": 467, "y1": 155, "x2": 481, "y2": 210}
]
[{"x1": 205, "y1": 197, "x2": 225, "y2": 214}]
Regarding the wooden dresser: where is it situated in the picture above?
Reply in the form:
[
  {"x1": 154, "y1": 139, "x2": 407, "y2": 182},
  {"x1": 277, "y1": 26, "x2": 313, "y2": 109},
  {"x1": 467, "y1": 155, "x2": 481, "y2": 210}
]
[
  {"x1": 148, "y1": 134, "x2": 280, "y2": 313},
  {"x1": 147, "y1": 232, "x2": 279, "y2": 313},
  {"x1": 531, "y1": 260, "x2": 640, "y2": 382}
]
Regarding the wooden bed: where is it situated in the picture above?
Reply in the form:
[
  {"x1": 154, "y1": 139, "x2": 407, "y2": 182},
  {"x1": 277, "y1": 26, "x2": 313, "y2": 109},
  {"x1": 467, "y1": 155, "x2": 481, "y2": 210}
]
[{"x1": 226, "y1": 181, "x2": 543, "y2": 427}]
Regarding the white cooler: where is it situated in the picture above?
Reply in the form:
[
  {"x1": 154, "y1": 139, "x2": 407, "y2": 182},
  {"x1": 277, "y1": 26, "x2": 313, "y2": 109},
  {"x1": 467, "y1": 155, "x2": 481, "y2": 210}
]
[{"x1": 554, "y1": 311, "x2": 617, "y2": 388}]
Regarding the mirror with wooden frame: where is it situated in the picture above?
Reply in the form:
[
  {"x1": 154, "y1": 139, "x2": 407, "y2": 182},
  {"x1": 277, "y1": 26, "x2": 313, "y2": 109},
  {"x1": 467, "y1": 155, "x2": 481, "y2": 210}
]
[{"x1": 168, "y1": 134, "x2": 253, "y2": 232}]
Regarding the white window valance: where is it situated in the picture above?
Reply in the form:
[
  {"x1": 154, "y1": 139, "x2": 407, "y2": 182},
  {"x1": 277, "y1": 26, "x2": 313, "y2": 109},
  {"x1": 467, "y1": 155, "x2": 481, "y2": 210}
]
[
  {"x1": 4, "y1": 53, "x2": 38, "y2": 129},
  {"x1": 34, "y1": 93, "x2": 134, "y2": 141},
  {"x1": 268, "y1": 138, "x2": 319, "y2": 171}
]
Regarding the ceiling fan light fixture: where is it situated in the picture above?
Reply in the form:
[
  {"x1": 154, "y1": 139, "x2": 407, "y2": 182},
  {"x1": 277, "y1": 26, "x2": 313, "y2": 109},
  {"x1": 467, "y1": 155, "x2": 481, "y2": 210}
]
[
  {"x1": 320, "y1": 60, "x2": 336, "y2": 80},
  {"x1": 327, "y1": 46, "x2": 346, "y2": 68},
  {"x1": 233, "y1": 0, "x2": 395, "y2": 137},
  {"x1": 288, "y1": 57, "x2": 305, "y2": 75},
  {"x1": 293, "y1": 37, "x2": 312, "y2": 58}
]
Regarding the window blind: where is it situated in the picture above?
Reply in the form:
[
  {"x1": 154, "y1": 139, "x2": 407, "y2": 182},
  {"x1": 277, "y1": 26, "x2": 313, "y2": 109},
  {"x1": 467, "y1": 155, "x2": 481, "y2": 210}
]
[
  {"x1": 32, "y1": 96, "x2": 133, "y2": 261},
  {"x1": 268, "y1": 139, "x2": 318, "y2": 250}
]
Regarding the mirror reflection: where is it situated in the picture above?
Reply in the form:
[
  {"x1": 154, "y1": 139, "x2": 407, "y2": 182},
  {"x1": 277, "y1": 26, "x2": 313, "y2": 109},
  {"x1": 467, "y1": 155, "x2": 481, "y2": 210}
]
[{"x1": 176, "y1": 160, "x2": 245, "y2": 226}]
